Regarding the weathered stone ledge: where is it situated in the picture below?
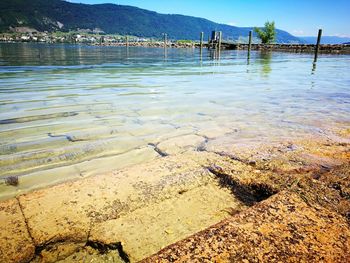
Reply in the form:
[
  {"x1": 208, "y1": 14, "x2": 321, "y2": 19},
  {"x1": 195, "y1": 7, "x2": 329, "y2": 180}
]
[
  {"x1": 142, "y1": 129, "x2": 350, "y2": 262},
  {"x1": 0, "y1": 127, "x2": 349, "y2": 262},
  {"x1": 143, "y1": 188, "x2": 350, "y2": 262}
]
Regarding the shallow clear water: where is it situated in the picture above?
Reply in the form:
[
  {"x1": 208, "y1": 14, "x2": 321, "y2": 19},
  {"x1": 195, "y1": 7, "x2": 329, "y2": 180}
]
[{"x1": 0, "y1": 43, "x2": 349, "y2": 198}]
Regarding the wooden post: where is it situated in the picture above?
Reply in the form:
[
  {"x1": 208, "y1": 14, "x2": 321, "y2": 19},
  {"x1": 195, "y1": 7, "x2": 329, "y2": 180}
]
[
  {"x1": 211, "y1": 31, "x2": 216, "y2": 42},
  {"x1": 248, "y1": 30, "x2": 252, "y2": 56},
  {"x1": 314, "y1": 29, "x2": 322, "y2": 62},
  {"x1": 207, "y1": 35, "x2": 210, "y2": 49},
  {"x1": 218, "y1": 31, "x2": 222, "y2": 50},
  {"x1": 200, "y1": 32, "x2": 204, "y2": 49},
  {"x1": 126, "y1": 35, "x2": 129, "y2": 47},
  {"x1": 164, "y1": 33, "x2": 167, "y2": 48}
]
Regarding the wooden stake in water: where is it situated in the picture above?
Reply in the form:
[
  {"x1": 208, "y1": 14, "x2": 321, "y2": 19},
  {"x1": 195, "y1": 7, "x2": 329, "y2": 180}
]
[
  {"x1": 218, "y1": 31, "x2": 222, "y2": 50},
  {"x1": 314, "y1": 29, "x2": 322, "y2": 62},
  {"x1": 211, "y1": 31, "x2": 216, "y2": 43},
  {"x1": 164, "y1": 33, "x2": 167, "y2": 48},
  {"x1": 126, "y1": 36, "x2": 129, "y2": 47},
  {"x1": 248, "y1": 30, "x2": 252, "y2": 57},
  {"x1": 99, "y1": 36, "x2": 104, "y2": 46},
  {"x1": 200, "y1": 32, "x2": 204, "y2": 49}
]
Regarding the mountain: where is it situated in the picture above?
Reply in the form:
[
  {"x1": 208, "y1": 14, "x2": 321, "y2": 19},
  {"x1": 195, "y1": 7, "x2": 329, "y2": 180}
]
[
  {"x1": 300, "y1": 36, "x2": 350, "y2": 44},
  {"x1": 0, "y1": 0, "x2": 303, "y2": 43}
]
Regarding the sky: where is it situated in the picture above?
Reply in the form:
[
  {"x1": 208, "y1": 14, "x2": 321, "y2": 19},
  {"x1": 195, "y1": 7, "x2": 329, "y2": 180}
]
[{"x1": 67, "y1": 0, "x2": 350, "y2": 37}]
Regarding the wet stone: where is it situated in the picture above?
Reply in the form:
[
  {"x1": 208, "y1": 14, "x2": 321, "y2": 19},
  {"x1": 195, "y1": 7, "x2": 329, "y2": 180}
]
[
  {"x1": 14, "y1": 153, "x2": 218, "y2": 259},
  {"x1": 142, "y1": 191, "x2": 350, "y2": 262},
  {"x1": 90, "y1": 182, "x2": 243, "y2": 262},
  {"x1": 0, "y1": 198, "x2": 35, "y2": 263}
]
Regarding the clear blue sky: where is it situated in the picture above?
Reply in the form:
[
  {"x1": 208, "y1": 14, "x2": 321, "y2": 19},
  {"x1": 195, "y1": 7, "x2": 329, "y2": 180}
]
[{"x1": 67, "y1": 0, "x2": 350, "y2": 37}]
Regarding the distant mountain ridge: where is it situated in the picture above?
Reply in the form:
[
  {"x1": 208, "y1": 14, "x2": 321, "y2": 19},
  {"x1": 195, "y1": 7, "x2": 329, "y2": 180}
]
[
  {"x1": 300, "y1": 36, "x2": 350, "y2": 44},
  {"x1": 0, "y1": 0, "x2": 304, "y2": 43}
]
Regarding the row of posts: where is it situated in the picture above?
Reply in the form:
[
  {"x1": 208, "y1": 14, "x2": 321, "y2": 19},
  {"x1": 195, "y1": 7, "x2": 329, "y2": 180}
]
[
  {"x1": 121, "y1": 29, "x2": 322, "y2": 62},
  {"x1": 198, "y1": 29, "x2": 322, "y2": 62}
]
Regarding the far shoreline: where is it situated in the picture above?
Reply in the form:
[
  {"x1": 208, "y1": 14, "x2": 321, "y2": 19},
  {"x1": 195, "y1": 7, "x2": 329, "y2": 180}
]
[{"x1": 2, "y1": 40, "x2": 350, "y2": 54}]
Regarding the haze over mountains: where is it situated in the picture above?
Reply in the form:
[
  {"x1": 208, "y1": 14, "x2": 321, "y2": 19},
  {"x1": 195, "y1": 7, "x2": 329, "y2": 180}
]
[
  {"x1": 300, "y1": 36, "x2": 350, "y2": 44},
  {"x1": 1, "y1": 0, "x2": 304, "y2": 43}
]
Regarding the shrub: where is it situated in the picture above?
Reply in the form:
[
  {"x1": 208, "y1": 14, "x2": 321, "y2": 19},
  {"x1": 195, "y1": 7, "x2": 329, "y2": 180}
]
[{"x1": 254, "y1": 21, "x2": 276, "y2": 44}]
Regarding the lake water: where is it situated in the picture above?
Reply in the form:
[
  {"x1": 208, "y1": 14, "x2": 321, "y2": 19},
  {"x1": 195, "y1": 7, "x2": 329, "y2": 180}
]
[{"x1": 0, "y1": 43, "x2": 349, "y2": 199}]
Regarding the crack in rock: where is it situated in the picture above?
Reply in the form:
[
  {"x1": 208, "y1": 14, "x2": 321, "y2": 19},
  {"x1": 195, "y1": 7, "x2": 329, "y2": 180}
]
[
  {"x1": 207, "y1": 165, "x2": 277, "y2": 206},
  {"x1": 86, "y1": 240, "x2": 130, "y2": 263},
  {"x1": 214, "y1": 151, "x2": 257, "y2": 166},
  {"x1": 148, "y1": 143, "x2": 168, "y2": 157},
  {"x1": 47, "y1": 132, "x2": 86, "y2": 142},
  {"x1": 15, "y1": 197, "x2": 36, "y2": 256}
]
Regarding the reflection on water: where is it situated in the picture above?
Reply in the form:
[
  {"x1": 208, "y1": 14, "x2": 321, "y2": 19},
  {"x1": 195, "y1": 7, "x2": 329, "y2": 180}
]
[
  {"x1": 312, "y1": 62, "x2": 317, "y2": 74},
  {"x1": 259, "y1": 51, "x2": 272, "y2": 76},
  {"x1": 208, "y1": 48, "x2": 221, "y2": 61},
  {"x1": 0, "y1": 43, "x2": 349, "y2": 198}
]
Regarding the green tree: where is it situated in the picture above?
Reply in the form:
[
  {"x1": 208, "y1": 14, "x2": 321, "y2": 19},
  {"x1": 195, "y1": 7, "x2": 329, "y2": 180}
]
[{"x1": 254, "y1": 21, "x2": 276, "y2": 44}]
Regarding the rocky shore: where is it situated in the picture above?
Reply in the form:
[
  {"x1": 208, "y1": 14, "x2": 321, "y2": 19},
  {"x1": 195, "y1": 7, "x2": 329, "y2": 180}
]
[
  {"x1": 0, "y1": 124, "x2": 349, "y2": 262},
  {"x1": 231, "y1": 43, "x2": 350, "y2": 54},
  {"x1": 94, "y1": 41, "x2": 350, "y2": 54},
  {"x1": 94, "y1": 41, "x2": 196, "y2": 49}
]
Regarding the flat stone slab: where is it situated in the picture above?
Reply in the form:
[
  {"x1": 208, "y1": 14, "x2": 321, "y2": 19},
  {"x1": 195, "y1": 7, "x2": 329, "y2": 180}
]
[
  {"x1": 90, "y1": 182, "x2": 243, "y2": 262},
  {"x1": 16, "y1": 152, "x2": 215, "y2": 252},
  {"x1": 143, "y1": 191, "x2": 350, "y2": 262},
  {"x1": 0, "y1": 198, "x2": 35, "y2": 262}
]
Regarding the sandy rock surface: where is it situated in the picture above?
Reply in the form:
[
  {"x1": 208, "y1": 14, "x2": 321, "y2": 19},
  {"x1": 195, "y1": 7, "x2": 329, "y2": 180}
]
[
  {"x1": 143, "y1": 190, "x2": 350, "y2": 262},
  {"x1": 0, "y1": 126, "x2": 349, "y2": 262},
  {"x1": 0, "y1": 198, "x2": 35, "y2": 262}
]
